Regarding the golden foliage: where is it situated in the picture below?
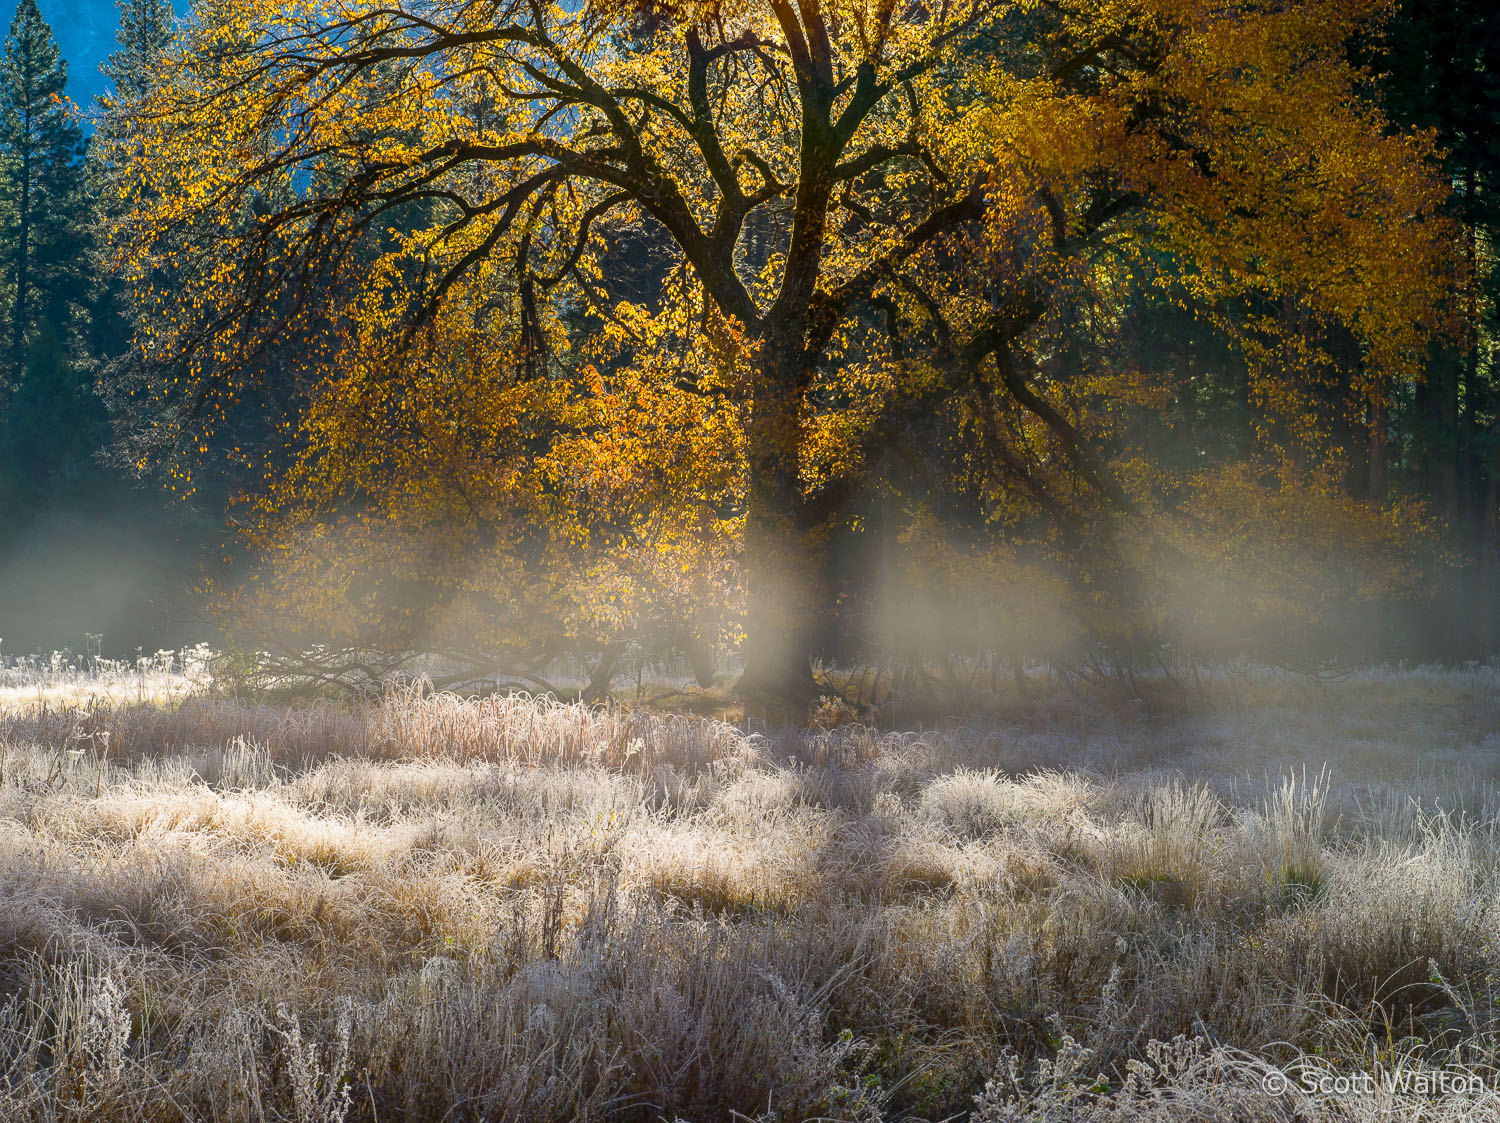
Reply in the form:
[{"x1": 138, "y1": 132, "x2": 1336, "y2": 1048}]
[{"x1": 101, "y1": 0, "x2": 1462, "y2": 667}]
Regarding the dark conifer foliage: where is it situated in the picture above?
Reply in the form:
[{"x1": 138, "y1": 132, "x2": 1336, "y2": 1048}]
[
  {"x1": 101, "y1": 0, "x2": 172, "y2": 104},
  {"x1": 1373, "y1": 0, "x2": 1500, "y2": 654},
  {"x1": 0, "y1": 0, "x2": 95, "y2": 520},
  {"x1": 0, "y1": 0, "x2": 86, "y2": 377}
]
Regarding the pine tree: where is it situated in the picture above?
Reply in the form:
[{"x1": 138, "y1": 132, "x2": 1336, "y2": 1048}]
[
  {"x1": 102, "y1": 0, "x2": 173, "y2": 105},
  {"x1": 1373, "y1": 0, "x2": 1500, "y2": 653},
  {"x1": 0, "y1": 0, "x2": 86, "y2": 381},
  {"x1": 0, "y1": 317, "x2": 105, "y2": 490},
  {"x1": 89, "y1": 0, "x2": 175, "y2": 366}
]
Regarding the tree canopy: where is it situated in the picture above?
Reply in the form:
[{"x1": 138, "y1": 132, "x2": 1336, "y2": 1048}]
[{"x1": 99, "y1": 0, "x2": 1461, "y2": 704}]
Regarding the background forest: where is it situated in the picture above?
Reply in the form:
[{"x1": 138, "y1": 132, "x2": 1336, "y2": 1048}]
[
  {"x1": 0, "y1": 0, "x2": 196, "y2": 657},
  {"x1": 0, "y1": 0, "x2": 1496, "y2": 703}
]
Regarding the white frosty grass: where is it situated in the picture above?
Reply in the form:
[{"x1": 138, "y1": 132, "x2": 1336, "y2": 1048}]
[
  {"x1": 1, "y1": 664, "x2": 1500, "y2": 1119},
  {"x1": 0, "y1": 644, "x2": 213, "y2": 711}
]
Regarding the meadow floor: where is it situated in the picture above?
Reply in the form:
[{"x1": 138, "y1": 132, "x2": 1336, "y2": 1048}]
[{"x1": 3, "y1": 667, "x2": 1500, "y2": 1120}]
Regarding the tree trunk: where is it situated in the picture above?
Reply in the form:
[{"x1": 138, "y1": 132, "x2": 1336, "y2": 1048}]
[
  {"x1": 1368, "y1": 400, "x2": 1387, "y2": 503},
  {"x1": 12, "y1": 140, "x2": 29, "y2": 378},
  {"x1": 733, "y1": 107, "x2": 836, "y2": 721},
  {"x1": 737, "y1": 336, "x2": 819, "y2": 719},
  {"x1": 1481, "y1": 468, "x2": 1500, "y2": 657}
]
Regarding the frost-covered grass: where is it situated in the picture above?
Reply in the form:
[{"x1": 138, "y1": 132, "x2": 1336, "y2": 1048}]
[
  {"x1": 2, "y1": 667, "x2": 1500, "y2": 1120},
  {"x1": 0, "y1": 645, "x2": 213, "y2": 712}
]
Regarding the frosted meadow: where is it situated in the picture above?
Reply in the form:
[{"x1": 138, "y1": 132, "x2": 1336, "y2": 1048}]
[{"x1": 1, "y1": 662, "x2": 1500, "y2": 1120}]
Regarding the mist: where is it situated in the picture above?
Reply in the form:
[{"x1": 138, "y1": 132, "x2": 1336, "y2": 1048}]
[{"x1": 0, "y1": 492, "x2": 209, "y2": 659}]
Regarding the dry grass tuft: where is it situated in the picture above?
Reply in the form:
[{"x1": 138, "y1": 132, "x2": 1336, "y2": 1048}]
[{"x1": 2, "y1": 666, "x2": 1500, "y2": 1119}]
